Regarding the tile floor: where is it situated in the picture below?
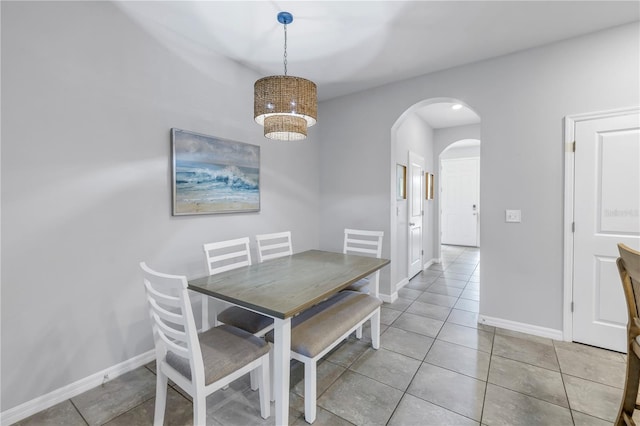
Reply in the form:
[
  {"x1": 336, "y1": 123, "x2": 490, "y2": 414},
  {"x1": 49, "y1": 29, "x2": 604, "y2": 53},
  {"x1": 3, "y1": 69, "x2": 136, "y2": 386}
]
[{"x1": 16, "y1": 246, "x2": 626, "y2": 426}]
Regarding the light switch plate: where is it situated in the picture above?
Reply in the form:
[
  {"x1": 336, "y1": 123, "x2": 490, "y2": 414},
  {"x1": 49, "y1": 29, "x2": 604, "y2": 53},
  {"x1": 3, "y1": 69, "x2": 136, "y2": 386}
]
[{"x1": 506, "y1": 209, "x2": 521, "y2": 223}]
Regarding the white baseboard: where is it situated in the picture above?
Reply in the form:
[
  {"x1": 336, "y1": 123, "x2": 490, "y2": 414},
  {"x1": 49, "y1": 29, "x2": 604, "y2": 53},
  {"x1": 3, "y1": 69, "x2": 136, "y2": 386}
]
[
  {"x1": 422, "y1": 258, "x2": 436, "y2": 270},
  {"x1": 479, "y1": 315, "x2": 564, "y2": 341},
  {"x1": 380, "y1": 292, "x2": 398, "y2": 304},
  {"x1": 1, "y1": 350, "x2": 155, "y2": 425},
  {"x1": 395, "y1": 277, "x2": 409, "y2": 291}
]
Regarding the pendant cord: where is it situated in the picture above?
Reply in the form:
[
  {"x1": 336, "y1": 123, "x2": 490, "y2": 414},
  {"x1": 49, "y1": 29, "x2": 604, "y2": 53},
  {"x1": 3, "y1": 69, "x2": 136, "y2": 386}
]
[{"x1": 283, "y1": 23, "x2": 288, "y2": 76}]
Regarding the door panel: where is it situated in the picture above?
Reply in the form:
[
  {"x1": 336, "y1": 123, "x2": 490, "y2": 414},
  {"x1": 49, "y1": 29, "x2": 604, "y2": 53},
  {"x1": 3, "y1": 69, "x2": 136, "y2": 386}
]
[
  {"x1": 441, "y1": 158, "x2": 479, "y2": 247},
  {"x1": 573, "y1": 111, "x2": 640, "y2": 352},
  {"x1": 408, "y1": 152, "x2": 423, "y2": 278}
]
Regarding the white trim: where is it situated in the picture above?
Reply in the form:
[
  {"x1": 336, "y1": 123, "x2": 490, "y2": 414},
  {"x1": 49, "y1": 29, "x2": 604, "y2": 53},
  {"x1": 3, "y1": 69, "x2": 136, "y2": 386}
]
[
  {"x1": 1, "y1": 350, "x2": 155, "y2": 425},
  {"x1": 479, "y1": 315, "x2": 563, "y2": 341},
  {"x1": 380, "y1": 292, "x2": 398, "y2": 304},
  {"x1": 423, "y1": 258, "x2": 436, "y2": 270},
  {"x1": 562, "y1": 106, "x2": 640, "y2": 343},
  {"x1": 395, "y1": 277, "x2": 409, "y2": 291}
]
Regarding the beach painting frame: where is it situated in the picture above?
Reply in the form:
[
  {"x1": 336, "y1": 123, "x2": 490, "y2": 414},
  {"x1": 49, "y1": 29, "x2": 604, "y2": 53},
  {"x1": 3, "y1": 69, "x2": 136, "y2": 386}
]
[{"x1": 172, "y1": 128, "x2": 260, "y2": 215}]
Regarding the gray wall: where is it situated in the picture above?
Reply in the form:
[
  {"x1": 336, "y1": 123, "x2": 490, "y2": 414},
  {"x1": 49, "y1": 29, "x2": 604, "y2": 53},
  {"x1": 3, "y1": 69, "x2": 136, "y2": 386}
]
[
  {"x1": 1, "y1": 1, "x2": 320, "y2": 411},
  {"x1": 318, "y1": 23, "x2": 639, "y2": 327}
]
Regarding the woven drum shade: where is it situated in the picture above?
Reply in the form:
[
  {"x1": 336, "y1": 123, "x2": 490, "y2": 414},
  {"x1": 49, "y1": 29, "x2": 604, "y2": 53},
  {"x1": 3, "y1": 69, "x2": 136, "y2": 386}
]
[{"x1": 254, "y1": 75, "x2": 317, "y2": 141}]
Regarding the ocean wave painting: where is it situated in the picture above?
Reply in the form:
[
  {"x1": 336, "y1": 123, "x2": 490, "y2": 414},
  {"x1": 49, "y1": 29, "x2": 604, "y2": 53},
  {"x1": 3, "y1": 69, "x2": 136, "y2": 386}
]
[{"x1": 172, "y1": 129, "x2": 260, "y2": 215}]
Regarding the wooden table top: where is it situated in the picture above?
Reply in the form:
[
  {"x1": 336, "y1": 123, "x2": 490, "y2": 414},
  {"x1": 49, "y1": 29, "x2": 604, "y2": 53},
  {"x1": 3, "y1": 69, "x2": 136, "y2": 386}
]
[{"x1": 188, "y1": 249, "x2": 390, "y2": 319}]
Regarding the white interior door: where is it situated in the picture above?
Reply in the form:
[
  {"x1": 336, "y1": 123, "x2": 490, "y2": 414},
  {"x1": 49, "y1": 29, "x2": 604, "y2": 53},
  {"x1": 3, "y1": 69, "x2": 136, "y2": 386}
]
[
  {"x1": 572, "y1": 110, "x2": 640, "y2": 352},
  {"x1": 408, "y1": 152, "x2": 424, "y2": 278},
  {"x1": 441, "y1": 158, "x2": 479, "y2": 247}
]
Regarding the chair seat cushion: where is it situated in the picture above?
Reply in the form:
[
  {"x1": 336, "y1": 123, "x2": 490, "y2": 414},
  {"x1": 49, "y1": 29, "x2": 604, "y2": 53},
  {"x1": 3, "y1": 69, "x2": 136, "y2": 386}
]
[
  {"x1": 265, "y1": 291, "x2": 381, "y2": 358},
  {"x1": 218, "y1": 306, "x2": 274, "y2": 334},
  {"x1": 166, "y1": 324, "x2": 269, "y2": 385},
  {"x1": 344, "y1": 277, "x2": 369, "y2": 292}
]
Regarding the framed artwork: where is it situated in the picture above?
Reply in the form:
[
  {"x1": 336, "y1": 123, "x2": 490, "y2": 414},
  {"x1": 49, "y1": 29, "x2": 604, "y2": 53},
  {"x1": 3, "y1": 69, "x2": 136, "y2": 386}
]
[
  {"x1": 426, "y1": 173, "x2": 435, "y2": 200},
  {"x1": 172, "y1": 128, "x2": 260, "y2": 215},
  {"x1": 396, "y1": 164, "x2": 406, "y2": 200}
]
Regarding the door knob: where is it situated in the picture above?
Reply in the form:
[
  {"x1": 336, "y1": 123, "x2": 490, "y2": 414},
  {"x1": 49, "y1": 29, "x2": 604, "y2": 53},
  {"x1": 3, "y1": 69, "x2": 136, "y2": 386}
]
[{"x1": 409, "y1": 222, "x2": 416, "y2": 226}]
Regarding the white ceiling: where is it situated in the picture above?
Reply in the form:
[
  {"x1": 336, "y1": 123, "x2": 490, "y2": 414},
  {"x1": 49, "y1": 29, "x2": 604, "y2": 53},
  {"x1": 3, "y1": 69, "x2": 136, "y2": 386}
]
[
  {"x1": 415, "y1": 102, "x2": 480, "y2": 129},
  {"x1": 115, "y1": 1, "x2": 638, "y2": 127}
]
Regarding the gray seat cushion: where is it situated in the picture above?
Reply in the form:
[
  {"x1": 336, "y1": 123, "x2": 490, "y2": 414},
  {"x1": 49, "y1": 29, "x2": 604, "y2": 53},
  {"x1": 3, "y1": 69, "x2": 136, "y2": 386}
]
[
  {"x1": 265, "y1": 291, "x2": 381, "y2": 358},
  {"x1": 218, "y1": 306, "x2": 274, "y2": 334},
  {"x1": 344, "y1": 277, "x2": 369, "y2": 292},
  {"x1": 166, "y1": 324, "x2": 269, "y2": 385}
]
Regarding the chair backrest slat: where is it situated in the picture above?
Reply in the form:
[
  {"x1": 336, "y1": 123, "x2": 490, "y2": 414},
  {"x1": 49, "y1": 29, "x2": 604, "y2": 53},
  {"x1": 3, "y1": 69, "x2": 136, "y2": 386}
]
[
  {"x1": 156, "y1": 327, "x2": 190, "y2": 356},
  {"x1": 203, "y1": 237, "x2": 252, "y2": 275},
  {"x1": 344, "y1": 228, "x2": 384, "y2": 258},
  {"x1": 256, "y1": 231, "x2": 293, "y2": 263},
  {"x1": 147, "y1": 296, "x2": 185, "y2": 326}
]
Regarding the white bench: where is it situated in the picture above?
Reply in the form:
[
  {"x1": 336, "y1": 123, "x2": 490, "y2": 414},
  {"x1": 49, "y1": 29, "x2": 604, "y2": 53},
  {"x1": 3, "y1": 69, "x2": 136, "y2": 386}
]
[{"x1": 266, "y1": 290, "x2": 382, "y2": 424}]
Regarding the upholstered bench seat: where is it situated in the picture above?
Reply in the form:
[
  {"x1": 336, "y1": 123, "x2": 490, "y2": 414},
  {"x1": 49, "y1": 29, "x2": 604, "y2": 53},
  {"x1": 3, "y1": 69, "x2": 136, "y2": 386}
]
[
  {"x1": 218, "y1": 306, "x2": 274, "y2": 335},
  {"x1": 266, "y1": 290, "x2": 382, "y2": 423},
  {"x1": 266, "y1": 291, "x2": 380, "y2": 357}
]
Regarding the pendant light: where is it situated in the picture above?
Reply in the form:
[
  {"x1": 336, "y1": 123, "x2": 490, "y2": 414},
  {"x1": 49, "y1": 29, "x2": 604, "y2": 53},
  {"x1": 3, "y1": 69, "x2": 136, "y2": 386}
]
[{"x1": 254, "y1": 12, "x2": 317, "y2": 141}]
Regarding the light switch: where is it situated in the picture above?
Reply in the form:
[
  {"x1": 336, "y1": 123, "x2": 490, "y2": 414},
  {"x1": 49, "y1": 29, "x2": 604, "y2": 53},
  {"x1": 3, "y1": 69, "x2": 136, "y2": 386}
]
[{"x1": 505, "y1": 209, "x2": 521, "y2": 223}]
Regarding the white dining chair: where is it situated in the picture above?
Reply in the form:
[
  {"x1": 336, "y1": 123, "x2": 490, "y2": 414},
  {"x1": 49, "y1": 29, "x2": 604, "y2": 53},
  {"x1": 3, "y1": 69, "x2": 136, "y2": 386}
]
[
  {"x1": 256, "y1": 231, "x2": 293, "y2": 263},
  {"x1": 343, "y1": 228, "x2": 384, "y2": 297},
  {"x1": 140, "y1": 262, "x2": 270, "y2": 426},
  {"x1": 202, "y1": 237, "x2": 274, "y2": 337}
]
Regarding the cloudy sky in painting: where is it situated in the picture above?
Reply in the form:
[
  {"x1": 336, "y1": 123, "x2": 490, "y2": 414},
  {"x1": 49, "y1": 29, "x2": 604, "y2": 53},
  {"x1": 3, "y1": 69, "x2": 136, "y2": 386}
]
[{"x1": 172, "y1": 129, "x2": 259, "y2": 169}]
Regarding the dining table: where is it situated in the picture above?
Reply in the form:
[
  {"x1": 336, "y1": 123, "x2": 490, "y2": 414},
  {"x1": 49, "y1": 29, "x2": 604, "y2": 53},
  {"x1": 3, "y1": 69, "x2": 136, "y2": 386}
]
[{"x1": 188, "y1": 249, "x2": 390, "y2": 425}]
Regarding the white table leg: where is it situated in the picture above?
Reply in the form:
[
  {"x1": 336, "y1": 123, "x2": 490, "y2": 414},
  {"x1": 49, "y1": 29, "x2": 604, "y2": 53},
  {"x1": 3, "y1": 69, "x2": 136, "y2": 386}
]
[{"x1": 273, "y1": 317, "x2": 291, "y2": 425}]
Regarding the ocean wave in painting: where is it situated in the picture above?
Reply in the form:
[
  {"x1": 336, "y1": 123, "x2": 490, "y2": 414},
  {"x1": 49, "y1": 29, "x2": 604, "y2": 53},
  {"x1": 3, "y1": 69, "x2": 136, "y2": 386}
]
[{"x1": 175, "y1": 161, "x2": 259, "y2": 212}]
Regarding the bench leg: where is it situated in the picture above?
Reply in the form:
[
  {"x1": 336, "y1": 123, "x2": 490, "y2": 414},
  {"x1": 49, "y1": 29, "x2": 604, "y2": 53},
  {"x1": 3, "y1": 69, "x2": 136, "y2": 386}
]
[
  {"x1": 304, "y1": 360, "x2": 317, "y2": 424},
  {"x1": 371, "y1": 308, "x2": 380, "y2": 350},
  {"x1": 355, "y1": 325, "x2": 363, "y2": 339}
]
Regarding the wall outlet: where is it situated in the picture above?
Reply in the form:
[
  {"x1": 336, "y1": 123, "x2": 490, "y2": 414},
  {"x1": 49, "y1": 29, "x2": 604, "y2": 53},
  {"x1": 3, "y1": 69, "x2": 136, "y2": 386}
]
[{"x1": 505, "y1": 209, "x2": 521, "y2": 223}]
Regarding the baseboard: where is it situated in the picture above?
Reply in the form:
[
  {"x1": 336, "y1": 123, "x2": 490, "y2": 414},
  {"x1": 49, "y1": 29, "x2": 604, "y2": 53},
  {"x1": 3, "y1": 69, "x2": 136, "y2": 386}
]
[
  {"x1": 422, "y1": 258, "x2": 437, "y2": 270},
  {"x1": 479, "y1": 315, "x2": 564, "y2": 341},
  {"x1": 395, "y1": 277, "x2": 409, "y2": 291},
  {"x1": 380, "y1": 291, "x2": 398, "y2": 304},
  {"x1": 1, "y1": 349, "x2": 155, "y2": 425}
]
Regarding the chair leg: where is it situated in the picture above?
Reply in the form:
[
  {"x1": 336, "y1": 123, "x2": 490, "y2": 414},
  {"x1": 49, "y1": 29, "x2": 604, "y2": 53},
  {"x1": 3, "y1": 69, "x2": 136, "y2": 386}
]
[
  {"x1": 371, "y1": 309, "x2": 380, "y2": 350},
  {"x1": 250, "y1": 370, "x2": 258, "y2": 391},
  {"x1": 616, "y1": 343, "x2": 640, "y2": 426},
  {"x1": 304, "y1": 360, "x2": 317, "y2": 424},
  {"x1": 269, "y1": 346, "x2": 275, "y2": 402},
  {"x1": 259, "y1": 356, "x2": 271, "y2": 419},
  {"x1": 193, "y1": 393, "x2": 207, "y2": 426},
  {"x1": 153, "y1": 366, "x2": 168, "y2": 426}
]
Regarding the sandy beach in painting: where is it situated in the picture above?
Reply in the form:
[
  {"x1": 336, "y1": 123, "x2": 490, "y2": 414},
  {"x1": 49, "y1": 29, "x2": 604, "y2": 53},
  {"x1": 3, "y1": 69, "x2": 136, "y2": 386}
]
[{"x1": 175, "y1": 200, "x2": 258, "y2": 214}]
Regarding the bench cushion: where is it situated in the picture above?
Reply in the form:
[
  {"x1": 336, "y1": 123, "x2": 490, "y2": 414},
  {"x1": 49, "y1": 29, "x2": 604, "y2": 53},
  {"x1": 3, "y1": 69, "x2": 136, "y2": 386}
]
[
  {"x1": 218, "y1": 306, "x2": 274, "y2": 334},
  {"x1": 265, "y1": 291, "x2": 381, "y2": 358},
  {"x1": 166, "y1": 324, "x2": 269, "y2": 385}
]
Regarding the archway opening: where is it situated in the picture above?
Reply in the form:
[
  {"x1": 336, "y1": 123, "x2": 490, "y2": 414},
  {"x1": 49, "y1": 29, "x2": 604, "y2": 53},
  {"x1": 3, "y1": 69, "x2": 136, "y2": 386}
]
[{"x1": 389, "y1": 98, "x2": 481, "y2": 301}]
